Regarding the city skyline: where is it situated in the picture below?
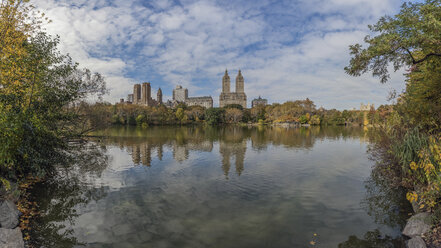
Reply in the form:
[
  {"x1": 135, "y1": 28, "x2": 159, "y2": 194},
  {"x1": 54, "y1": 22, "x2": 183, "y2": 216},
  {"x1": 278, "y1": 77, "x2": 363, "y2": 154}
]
[{"x1": 36, "y1": 0, "x2": 407, "y2": 109}]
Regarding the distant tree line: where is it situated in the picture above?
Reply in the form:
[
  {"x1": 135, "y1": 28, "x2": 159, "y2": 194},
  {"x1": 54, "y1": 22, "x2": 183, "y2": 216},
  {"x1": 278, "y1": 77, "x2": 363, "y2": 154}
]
[{"x1": 92, "y1": 98, "x2": 392, "y2": 127}]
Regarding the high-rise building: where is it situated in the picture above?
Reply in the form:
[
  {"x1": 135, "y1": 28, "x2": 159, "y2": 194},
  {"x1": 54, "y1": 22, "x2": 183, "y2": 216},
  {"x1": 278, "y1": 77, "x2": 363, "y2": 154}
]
[
  {"x1": 133, "y1": 84, "x2": 141, "y2": 104},
  {"x1": 129, "y1": 82, "x2": 161, "y2": 106},
  {"x1": 141, "y1": 82, "x2": 151, "y2": 105},
  {"x1": 173, "y1": 85, "x2": 188, "y2": 103},
  {"x1": 219, "y1": 70, "x2": 247, "y2": 108},
  {"x1": 157, "y1": 88, "x2": 163, "y2": 104}
]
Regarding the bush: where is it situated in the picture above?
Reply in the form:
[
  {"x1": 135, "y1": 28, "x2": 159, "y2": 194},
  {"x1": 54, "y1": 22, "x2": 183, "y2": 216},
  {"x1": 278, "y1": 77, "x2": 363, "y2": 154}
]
[{"x1": 404, "y1": 135, "x2": 441, "y2": 211}]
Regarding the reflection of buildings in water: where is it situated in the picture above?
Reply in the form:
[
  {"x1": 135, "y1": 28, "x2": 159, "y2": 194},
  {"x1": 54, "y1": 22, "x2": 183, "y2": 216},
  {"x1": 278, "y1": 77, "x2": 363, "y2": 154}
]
[
  {"x1": 250, "y1": 129, "x2": 268, "y2": 151},
  {"x1": 186, "y1": 141, "x2": 213, "y2": 152},
  {"x1": 131, "y1": 145, "x2": 141, "y2": 165},
  {"x1": 128, "y1": 140, "x2": 215, "y2": 166},
  {"x1": 173, "y1": 141, "x2": 213, "y2": 162},
  {"x1": 219, "y1": 140, "x2": 247, "y2": 177},
  {"x1": 113, "y1": 126, "x2": 366, "y2": 174},
  {"x1": 130, "y1": 143, "x2": 153, "y2": 166},
  {"x1": 157, "y1": 146, "x2": 163, "y2": 161},
  {"x1": 140, "y1": 143, "x2": 152, "y2": 167},
  {"x1": 173, "y1": 145, "x2": 189, "y2": 162}
]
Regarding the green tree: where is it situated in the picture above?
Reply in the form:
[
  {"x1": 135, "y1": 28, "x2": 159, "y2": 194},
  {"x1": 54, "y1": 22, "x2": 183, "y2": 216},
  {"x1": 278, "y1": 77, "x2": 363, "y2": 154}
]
[
  {"x1": 224, "y1": 104, "x2": 243, "y2": 110},
  {"x1": 136, "y1": 114, "x2": 146, "y2": 126},
  {"x1": 345, "y1": 0, "x2": 441, "y2": 131},
  {"x1": 345, "y1": 0, "x2": 441, "y2": 83},
  {"x1": 205, "y1": 108, "x2": 225, "y2": 125},
  {"x1": 299, "y1": 115, "x2": 308, "y2": 124},
  {"x1": 175, "y1": 108, "x2": 185, "y2": 124}
]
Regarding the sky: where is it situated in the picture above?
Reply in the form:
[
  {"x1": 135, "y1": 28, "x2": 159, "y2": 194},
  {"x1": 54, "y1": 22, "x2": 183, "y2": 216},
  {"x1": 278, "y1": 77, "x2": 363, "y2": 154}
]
[{"x1": 35, "y1": 0, "x2": 409, "y2": 109}]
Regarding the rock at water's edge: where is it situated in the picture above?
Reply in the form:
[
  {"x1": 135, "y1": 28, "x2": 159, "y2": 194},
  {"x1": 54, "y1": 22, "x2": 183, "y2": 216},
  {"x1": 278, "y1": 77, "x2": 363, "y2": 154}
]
[
  {"x1": 403, "y1": 212, "x2": 431, "y2": 238},
  {"x1": 0, "y1": 228, "x2": 24, "y2": 248},
  {"x1": 406, "y1": 236, "x2": 427, "y2": 248},
  {"x1": 0, "y1": 200, "x2": 20, "y2": 229}
]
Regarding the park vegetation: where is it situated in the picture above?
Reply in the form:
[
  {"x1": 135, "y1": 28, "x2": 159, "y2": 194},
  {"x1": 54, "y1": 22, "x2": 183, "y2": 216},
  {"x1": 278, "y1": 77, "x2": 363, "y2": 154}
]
[
  {"x1": 2, "y1": 0, "x2": 441, "y2": 244},
  {"x1": 99, "y1": 98, "x2": 389, "y2": 128},
  {"x1": 0, "y1": 0, "x2": 106, "y2": 196},
  {"x1": 345, "y1": 0, "x2": 441, "y2": 244}
]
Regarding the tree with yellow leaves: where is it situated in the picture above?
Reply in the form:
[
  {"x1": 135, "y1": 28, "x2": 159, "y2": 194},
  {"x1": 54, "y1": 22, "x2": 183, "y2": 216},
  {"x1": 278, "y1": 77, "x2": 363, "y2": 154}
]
[{"x1": 0, "y1": 0, "x2": 106, "y2": 191}]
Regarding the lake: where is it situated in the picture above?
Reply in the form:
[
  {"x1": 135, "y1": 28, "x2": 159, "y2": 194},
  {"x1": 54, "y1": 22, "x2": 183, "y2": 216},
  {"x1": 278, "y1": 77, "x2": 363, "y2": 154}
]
[{"x1": 29, "y1": 125, "x2": 410, "y2": 248}]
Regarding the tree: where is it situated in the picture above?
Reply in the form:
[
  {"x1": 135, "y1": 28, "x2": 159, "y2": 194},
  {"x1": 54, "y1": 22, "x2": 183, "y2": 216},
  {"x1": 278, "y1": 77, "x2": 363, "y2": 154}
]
[
  {"x1": 224, "y1": 104, "x2": 243, "y2": 110},
  {"x1": 175, "y1": 108, "x2": 185, "y2": 124},
  {"x1": 0, "y1": 1, "x2": 106, "y2": 188},
  {"x1": 186, "y1": 106, "x2": 205, "y2": 121},
  {"x1": 310, "y1": 115, "x2": 321, "y2": 125},
  {"x1": 205, "y1": 108, "x2": 225, "y2": 125},
  {"x1": 345, "y1": 0, "x2": 441, "y2": 131},
  {"x1": 136, "y1": 114, "x2": 146, "y2": 126},
  {"x1": 225, "y1": 108, "x2": 243, "y2": 123},
  {"x1": 345, "y1": 0, "x2": 441, "y2": 83},
  {"x1": 241, "y1": 109, "x2": 251, "y2": 123},
  {"x1": 250, "y1": 105, "x2": 266, "y2": 122},
  {"x1": 299, "y1": 115, "x2": 308, "y2": 124}
]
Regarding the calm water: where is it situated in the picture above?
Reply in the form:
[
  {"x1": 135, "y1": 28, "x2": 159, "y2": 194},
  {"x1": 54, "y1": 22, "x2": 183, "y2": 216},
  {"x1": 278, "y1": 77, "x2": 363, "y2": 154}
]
[{"x1": 29, "y1": 126, "x2": 410, "y2": 248}]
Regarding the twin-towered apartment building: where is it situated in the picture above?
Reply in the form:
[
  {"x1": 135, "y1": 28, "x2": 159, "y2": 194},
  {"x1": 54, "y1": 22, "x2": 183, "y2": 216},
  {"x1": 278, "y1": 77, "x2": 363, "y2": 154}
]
[{"x1": 120, "y1": 70, "x2": 267, "y2": 109}]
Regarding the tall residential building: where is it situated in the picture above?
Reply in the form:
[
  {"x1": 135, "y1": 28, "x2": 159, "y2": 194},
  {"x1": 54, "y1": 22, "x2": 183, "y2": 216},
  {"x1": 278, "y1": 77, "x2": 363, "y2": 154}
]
[
  {"x1": 173, "y1": 85, "x2": 188, "y2": 102},
  {"x1": 141, "y1": 82, "x2": 151, "y2": 105},
  {"x1": 219, "y1": 70, "x2": 247, "y2": 108},
  {"x1": 157, "y1": 88, "x2": 163, "y2": 104},
  {"x1": 129, "y1": 82, "x2": 162, "y2": 106},
  {"x1": 133, "y1": 84, "x2": 141, "y2": 104}
]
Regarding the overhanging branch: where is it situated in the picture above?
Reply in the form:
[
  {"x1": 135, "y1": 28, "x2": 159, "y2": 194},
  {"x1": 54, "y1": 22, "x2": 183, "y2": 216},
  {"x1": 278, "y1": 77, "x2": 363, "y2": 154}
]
[{"x1": 414, "y1": 53, "x2": 441, "y2": 64}]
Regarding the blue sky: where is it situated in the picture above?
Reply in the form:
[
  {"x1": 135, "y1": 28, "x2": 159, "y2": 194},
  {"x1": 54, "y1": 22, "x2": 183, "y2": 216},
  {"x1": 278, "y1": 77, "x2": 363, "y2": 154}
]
[{"x1": 36, "y1": 0, "x2": 408, "y2": 109}]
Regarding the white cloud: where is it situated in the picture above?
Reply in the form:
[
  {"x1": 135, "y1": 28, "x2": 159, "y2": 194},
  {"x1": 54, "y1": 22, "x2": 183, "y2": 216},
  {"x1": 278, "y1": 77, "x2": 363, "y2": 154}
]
[{"x1": 36, "y1": 0, "x2": 406, "y2": 109}]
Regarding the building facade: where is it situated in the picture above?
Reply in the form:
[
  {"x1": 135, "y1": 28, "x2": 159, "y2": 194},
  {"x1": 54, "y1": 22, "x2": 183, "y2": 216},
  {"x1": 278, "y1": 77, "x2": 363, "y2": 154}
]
[
  {"x1": 128, "y1": 82, "x2": 162, "y2": 106},
  {"x1": 172, "y1": 85, "x2": 213, "y2": 108},
  {"x1": 360, "y1": 103, "x2": 374, "y2": 111},
  {"x1": 186, "y1": 96, "x2": 213, "y2": 109},
  {"x1": 219, "y1": 70, "x2": 247, "y2": 108},
  {"x1": 173, "y1": 85, "x2": 188, "y2": 103},
  {"x1": 251, "y1": 96, "x2": 267, "y2": 108},
  {"x1": 127, "y1": 94, "x2": 134, "y2": 103}
]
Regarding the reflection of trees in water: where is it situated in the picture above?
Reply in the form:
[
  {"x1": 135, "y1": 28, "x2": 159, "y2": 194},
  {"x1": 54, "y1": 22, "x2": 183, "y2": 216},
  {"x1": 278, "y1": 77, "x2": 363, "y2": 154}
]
[
  {"x1": 28, "y1": 143, "x2": 108, "y2": 248},
  {"x1": 338, "y1": 230, "x2": 403, "y2": 248},
  {"x1": 28, "y1": 126, "x2": 374, "y2": 247},
  {"x1": 363, "y1": 171, "x2": 411, "y2": 229},
  {"x1": 98, "y1": 125, "x2": 366, "y2": 177},
  {"x1": 338, "y1": 141, "x2": 412, "y2": 248}
]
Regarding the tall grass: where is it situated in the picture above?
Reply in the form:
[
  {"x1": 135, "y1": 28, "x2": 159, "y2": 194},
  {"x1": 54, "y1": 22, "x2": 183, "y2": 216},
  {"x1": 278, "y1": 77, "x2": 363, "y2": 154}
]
[{"x1": 392, "y1": 127, "x2": 428, "y2": 172}]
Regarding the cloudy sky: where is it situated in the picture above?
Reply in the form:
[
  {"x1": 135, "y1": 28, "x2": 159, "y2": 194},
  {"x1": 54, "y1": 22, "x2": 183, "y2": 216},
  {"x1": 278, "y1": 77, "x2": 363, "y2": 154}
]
[{"x1": 36, "y1": 0, "x2": 408, "y2": 109}]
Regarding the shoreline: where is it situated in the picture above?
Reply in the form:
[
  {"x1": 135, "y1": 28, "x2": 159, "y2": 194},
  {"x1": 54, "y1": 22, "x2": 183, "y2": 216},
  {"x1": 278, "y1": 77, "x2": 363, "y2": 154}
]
[{"x1": 0, "y1": 199, "x2": 24, "y2": 247}]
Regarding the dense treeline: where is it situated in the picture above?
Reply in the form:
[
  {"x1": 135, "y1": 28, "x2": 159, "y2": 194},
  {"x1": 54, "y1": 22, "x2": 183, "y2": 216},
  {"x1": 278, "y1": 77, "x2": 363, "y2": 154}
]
[
  {"x1": 100, "y1": 98, "x2": 389, "y2": 127},
  {"x1": 0, "y1": 1, "x2": 106, "y2": 193},
  {"x1": 346, "y1": 0, "x2": 441, "y2": 244}
]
